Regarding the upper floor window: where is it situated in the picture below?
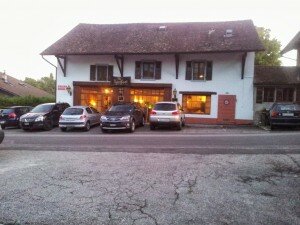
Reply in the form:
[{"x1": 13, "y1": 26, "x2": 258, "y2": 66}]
[
  {"x1": 135, "y1": 61, "x2": 161, "y2": 80},
  {"x1": 186, "y1": 61, "x2": 213, "y2": 81},
  {"x1": 90, "y1": 65, "x2": 113, "y2": 81}
]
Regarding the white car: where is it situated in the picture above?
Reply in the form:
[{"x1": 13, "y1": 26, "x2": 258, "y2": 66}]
[
  {"x1": 149, "y1": 102, "x2": 185, "y2": 130},
  {"x1": 59, "y1": 106, "x2": 101, "y2": 131}
]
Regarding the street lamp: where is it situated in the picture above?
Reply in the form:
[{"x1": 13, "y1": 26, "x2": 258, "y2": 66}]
[
  {"x1": 66, "y1": 85, "x2": 72, "y2": 96},
  {"x1": 172, "y1": 88, "x2": 178, "y2": 102}
]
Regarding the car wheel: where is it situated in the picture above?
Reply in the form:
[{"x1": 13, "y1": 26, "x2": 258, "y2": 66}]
[
  {"x1": 182, "y1": 118, "x2": 185, "y2": 127},
  {"x1": 60, "y1": 127, "x2": 67, "y2": 132},
  {"x1": 84, "y1": 121, "x2": 91, "y2": 131},
  {"x1": 44, "y1": 119, "x2": 53, "y2": 131},
  {"x1": 1, "y1": 125, "x2": 5, "y2": 130},
  {"x1": 270, "y1": 124, "x2": 275, "y2": 131},
  {"x1": 129, "y1": 120, "x2": 135, "y2": 133},
  {"x1": 150, "y1": 124, "x2": 155, "y2": 130},
  {"x1": 101, "y1": 128, "x2": 107, "y2": 133}
]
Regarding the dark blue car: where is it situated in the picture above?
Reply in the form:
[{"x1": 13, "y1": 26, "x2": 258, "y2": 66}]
[{"x1": 0, "y1": 106, "x2": 32, "y2": 129}]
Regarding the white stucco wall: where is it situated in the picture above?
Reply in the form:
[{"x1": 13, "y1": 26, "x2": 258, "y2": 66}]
[{"x1": 56, "y1": 52, "x2": 255, "y2": 120}]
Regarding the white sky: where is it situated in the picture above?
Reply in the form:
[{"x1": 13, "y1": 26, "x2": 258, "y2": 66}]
[{"x1": 0, "y1": 0, "x2": 299, "y2": 80}]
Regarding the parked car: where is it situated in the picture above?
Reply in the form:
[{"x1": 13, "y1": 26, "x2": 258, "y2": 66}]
[
  {"x1": 59, "y1": 106, "x2": 101, "y2": 131},
  {"x1": 268, "y1": 102, "x2": 300, "y2": 130},
  {"x1": 20, "y1": 102, "x2": 70, "y2": 131},
  {"x1": 100, "y1": 103, "x2": 145, "y2": 133},
  {"x1": 149, "y1": 102, "x2": 185, "y2": 130},
  {"x1": 0, "y1": 130, "x2": 4, "y2": 144},
  {"x1": 0, "y1": 106, "x2": 32, "y2": 129}
]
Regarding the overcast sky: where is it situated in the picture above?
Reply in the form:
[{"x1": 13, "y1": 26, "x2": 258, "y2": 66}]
[{"x1": 0, "y1": 0, "x2": 299, "y2": 80}]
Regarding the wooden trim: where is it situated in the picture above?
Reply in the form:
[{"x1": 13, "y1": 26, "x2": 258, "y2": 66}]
[
  {"x1": 175, "y1": 54, "x2": 179, "y2": 79},
  {"x1": 73, "y1": 81, "x2": 111, "y2": 87},
  {"x1": 179, "y1": 91, "x2": 217, "y2": 95},
  {"x1": 130, "y1": 83, "x2": 172, "y2": 88},
  {"x1": 241, "y1": 52, "x2": 247, "y2": 79},
  {"x1": 56, "y1": 56, "x2": 67, "y2": 77},
  {"x1": 114, "y1": 55, "x2": 124, "y2": 77},
  {"x1": 73, "y1": 81, "x2": 172, "y2": 89}
]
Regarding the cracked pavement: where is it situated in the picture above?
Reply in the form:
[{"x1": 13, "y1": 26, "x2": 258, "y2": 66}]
[{"x1": 0, "y1": 150, "x2": 299, "y2": 225}]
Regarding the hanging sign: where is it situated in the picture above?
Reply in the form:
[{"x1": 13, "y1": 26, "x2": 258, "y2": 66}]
[
  {"x1": 57, "y1": 85, "x2": 68, "y2": 90},
  {"x1": 111, "y1": 77, "x2": 131, "y2": 86}
]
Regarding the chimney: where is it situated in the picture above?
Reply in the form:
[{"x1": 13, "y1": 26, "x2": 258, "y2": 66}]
[{"x1": 2, "y1": 71, "x2": 8, "y2": 83}]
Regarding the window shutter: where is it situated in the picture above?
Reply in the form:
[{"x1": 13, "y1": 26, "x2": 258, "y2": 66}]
[
  {"x1": 295, "y1": 88, "x2": 300, "y2": 103},
  {"x1": 206, "y1": 61, "x2": 213, "y2": 81},
  {"x1": 108, "y1": 65, "x2": 113, "y2": 81},
  {"x1": 135, "y1": 61, "x2": 142, "y2": 79},
  {"x1": 155, "y1": 61, "x2": 162, "y2": 79},
  {"x1": 185, "y1": 61, "x2": 192, "y2": 80},
  {"x1": 90, "y1": 65, "x2": 96, "y2": 81}
]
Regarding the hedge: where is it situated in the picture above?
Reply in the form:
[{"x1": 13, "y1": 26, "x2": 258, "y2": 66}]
[{"x1": 0, "y1": 95, "x2": 55, "y2": 108}]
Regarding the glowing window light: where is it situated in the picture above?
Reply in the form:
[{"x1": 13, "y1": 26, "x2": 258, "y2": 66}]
[{"x1": 89, "y1": 100, "x2": 96, "y2": 107}]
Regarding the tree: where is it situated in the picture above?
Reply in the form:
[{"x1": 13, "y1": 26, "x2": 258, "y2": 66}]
[
  {"x1": 255, "y1": 27, "x2": 282, "y2": 66},
  {"x1": 24, "y1": 73, "x2": 55, "y2": 95}
]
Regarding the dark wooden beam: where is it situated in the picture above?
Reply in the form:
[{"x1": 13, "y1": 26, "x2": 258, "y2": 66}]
[
  {"x1": 175, "y1": 54, "x2": 179, "y2": 79},
  {"x1": 56, "y1": 56, "x2": 67, "y2": 77},
  {"x1": 241, "y1": 52, "x2": 247, "y2": 79},
  {"x1": 114, "y1": 55, "x2": 124, "y2": 77}
]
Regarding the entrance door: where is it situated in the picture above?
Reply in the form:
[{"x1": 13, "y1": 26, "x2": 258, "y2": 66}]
[{"x1": 217, "y1": 95, "x2": 236, "y2": 124}]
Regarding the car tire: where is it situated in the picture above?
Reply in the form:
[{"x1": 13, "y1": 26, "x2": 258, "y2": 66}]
[
  {"x1": 101, "y1": 128, "x2": 107, "y2": 133},
  {"x1": 150, "y1": 124, "x2": 155, "y2": 130},
  {"x1": 60, "y1": 127, "x2": 67, "y2": 132},
  {"x1": 1, "y1": 125, "x2": 5, "y2": 130},
  {"x1": 182, "y1": 118, "x2": 185, "y2": 127},
  {"x1": 84, "y1": 121, "x2": 91, "y2": 131},
  {"x1": 270, "y1": 124, "x2": 275, "y2": 131},
  {"x1": 140, "y1": 117, "x2": 145, "y2": 127},
  {"x1": 129, "y1": 120, "x2": 135, "y2": 133},
  {"x1": 43, "y1": 119, "x2": 53, "y2": 131}
]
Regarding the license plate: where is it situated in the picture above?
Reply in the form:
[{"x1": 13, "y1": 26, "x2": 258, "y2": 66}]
[
  {"x1": 24, "y1": 123, "x2": 29, "y2": 125},
  {"x1": 282, "y1": 113, "x2": 294, "y2": 117},
  {"x1": 110, "y1": 124, "x2": 117, "y2": 127},
  {"x1": 0, "y1": 121, "x2": 5, "y2": 124},
  {"x1": 159, "y1": 118, "x2": 170, "y2": 122}
]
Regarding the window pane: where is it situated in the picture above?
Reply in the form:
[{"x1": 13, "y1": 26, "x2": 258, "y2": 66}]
[
  {"x1": 192, "y1": 62, "x2": 205, "y2": 80},
  {"x1": 263, "y1": 88, "x2": 274, "y2": 102},
  {"x1": 182, "y1": 95, "x2": 210, "y2": 114},
  {"x1": 97, "y1": 66, "x2": 108, "y2": 81},
  {"x1": 143, "y1": 62, "x2": 155, "y2": 79}
]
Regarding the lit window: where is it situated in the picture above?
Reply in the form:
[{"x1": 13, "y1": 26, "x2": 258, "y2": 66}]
[{"x1": 182, "y1": 95, "x2": 211, "y2": 114}]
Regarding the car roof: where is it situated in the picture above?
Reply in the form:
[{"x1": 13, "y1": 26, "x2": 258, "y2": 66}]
[
  {"x1": 4, "y1": 106, "x2": 31, "y2": 109},
  {"x1": 68, "y1": 105, "x2": 88, "y2": 109}
]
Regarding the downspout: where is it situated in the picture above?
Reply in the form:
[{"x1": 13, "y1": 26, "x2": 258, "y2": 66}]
[{"x1": 41, "y1": 55, "x2": 57, "y2": 102}]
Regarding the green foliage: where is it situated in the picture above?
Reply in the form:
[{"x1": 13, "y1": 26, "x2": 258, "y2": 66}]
[
  {"x1": 0, "y1": 95, "x2": 55, "y2": 108},
  {"x1": 24, "y1": 73, "x2": 55, "y2": 95},
  {"x1": 255, "y1": 27, "x2": 282, "y2": 66}
]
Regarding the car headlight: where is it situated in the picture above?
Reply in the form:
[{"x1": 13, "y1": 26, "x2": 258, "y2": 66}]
[
  {"x1": 35, "y1": 116, "x2": 44, "y2": 122},
  {"x1": 120, "y1": 115, "x2": 130, "y2": 121},
  {"x1": 100, "y1": 115, "x2": 108, "y2": 121}
]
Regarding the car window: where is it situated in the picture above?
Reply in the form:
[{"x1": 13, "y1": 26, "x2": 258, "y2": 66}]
[
  {"x1": 90, "y1": 107, "x2": 99, "y2": 114},
  {"x1": 86, "y1": 107, "x2": 93, "y2": 114},
  {"x1": 31, "y1": 104, "x2": 54, "y2": 113},
  {"x1": 2, "y1": 108, "x2": 14, "y2": 114},
  {"x1": 277, "y1": 104, "x2": 300, "y2": 111},
  {"x1": 109, "y1": 105, "x2": 133, "y2": 112},
  {"x1": 154, "y1": 103, "x2": 176, "y2": 111},
  {"x1": 63, "y1": 108, "x2": 83, "y2": 115}
]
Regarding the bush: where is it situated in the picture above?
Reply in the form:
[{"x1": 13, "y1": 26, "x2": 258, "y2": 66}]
[{"x1": 0, "y1": 95, "x2": 55, "y2": 108}]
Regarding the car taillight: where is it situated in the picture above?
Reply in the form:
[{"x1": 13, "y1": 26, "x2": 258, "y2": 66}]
[
  {"x1": 80, "y1": 115, "x2": 86, "y2": 120},
  {"x1": 271, "y1": 111, "x2": 279, "y2": 117},
  {"x1": 150, "y1": 110, "x2": 157, "y2": 115},
  {"x1": 172, "y1": 111, "x2": 179, "y2": 115},
  {"x1": 8, "y1": 112, "x2": 16, "y2": 119}
]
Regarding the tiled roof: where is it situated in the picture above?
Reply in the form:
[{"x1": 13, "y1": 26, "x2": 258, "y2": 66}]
[
  {"x1": 41, "y1": 20, "x2": 264, "y2": 55},
  {"x1": 0, "y1": 72, "x2": 54, "y2": 97},
  {"x1": 281, "y1": 31, "x2": 300, "y2": 54},
  {"x1": 254, "y1": 66, "x2": 300, "y2": 85}
]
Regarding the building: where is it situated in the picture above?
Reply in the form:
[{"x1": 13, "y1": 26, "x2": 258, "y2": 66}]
[
  {"x1": 253, "y1": 31, "x2": 300, "y2": 123},
  {"x1": 0, "y1": 72, "x2": 53, "y2": 98},
  {"x1": 41, "y1": 20, "x2": 263, "y2": 124}
]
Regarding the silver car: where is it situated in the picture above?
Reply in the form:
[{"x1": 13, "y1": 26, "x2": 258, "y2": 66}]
[
  {"x1": 59, "y1": 106, "x2": 101, "y2": 131},
  {"x1": 149, "y1": 102, "x2": 185, "y2": 130}
]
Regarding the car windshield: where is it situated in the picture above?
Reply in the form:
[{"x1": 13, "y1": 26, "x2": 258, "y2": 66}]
[
  {"x1": 154, "y1": 103, "x2": 176, "y2": 111},
  {"x1": 277, "y1": 104, "x2": 300, "y2": 111},
  {"x1": 63, "y1": 108, "x2": 83, "y2": 115},
  {"x1": 109, "y1": 105, "x2": 133, "y2": 112},
  {"x1": 31, "y1": 104, "x2": 54, "y2": 113},
  {"x1": 2, "y1": 109, "x2": 14, "y2": 114}
]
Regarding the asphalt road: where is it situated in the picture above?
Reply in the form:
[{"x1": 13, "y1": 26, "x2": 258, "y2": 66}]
[{"x1": 1, "y1": 125, "x2": 300, "y2": 154}]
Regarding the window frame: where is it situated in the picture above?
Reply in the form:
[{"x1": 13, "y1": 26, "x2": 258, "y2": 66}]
[
  {"x1": 191, "y1": 61, "x2": 207, "y2": 81},
  {"x1": 96, "y1": 64, "x2": 109, "y2": 81},
  {"x1": 182, "y1": 94, "x2": 211, "y2": 115},
  {"x1": 141, "y1": 61, "x2": 156, "y2": 80}
]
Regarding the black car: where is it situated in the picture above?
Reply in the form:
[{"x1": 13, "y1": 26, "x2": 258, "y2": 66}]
[
  {"x1": 268, "y1": 102, "x2": 300, "y2": 130},
  {"x1": 0, "y1": 106, "x2": 32, "y2": 129},
  {"x1": 100, "y1": 103, "x2": 145, "y2": 133},
  {"x1": 20, "y1": 102, "x2": 70, "y2": 131}
]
